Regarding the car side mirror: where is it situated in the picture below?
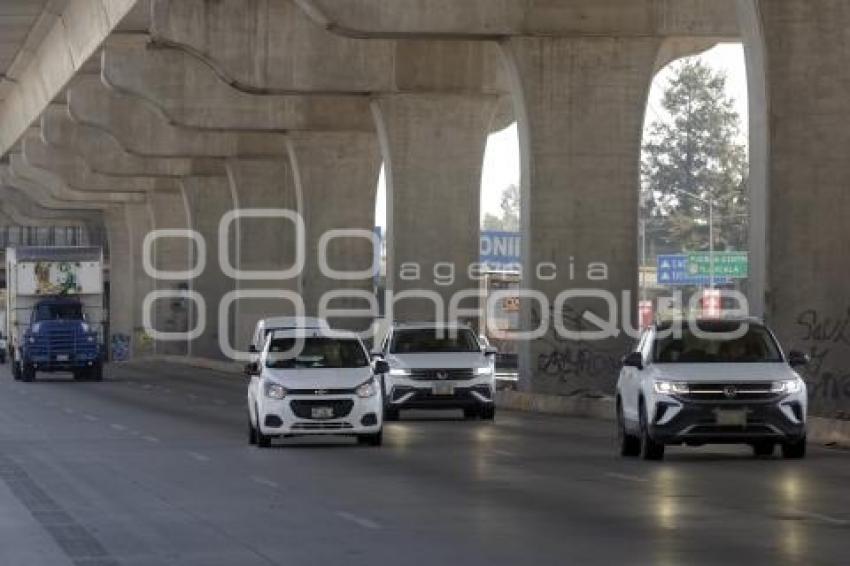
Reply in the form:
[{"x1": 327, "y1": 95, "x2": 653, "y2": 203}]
[
  {"x1": 244, "y1": 362, "x2": 261, "y2": 377},
  {"x1": 788, "y1": 351, "x2": 810, "y2": 368},
  {"x1": 484, "y1": 346, "x2": 498, "y2": 357},
  {"x1": 248, "y1": 345, "x2": 258, "y2": 354},
  {"x1": 623, "y1": 352, "x2": 644, "y2": 370},
  {"x1": 374, "y1": 360, "x2": 390, "y2": 375}
]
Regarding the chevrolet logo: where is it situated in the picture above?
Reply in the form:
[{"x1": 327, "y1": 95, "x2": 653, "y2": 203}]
[{"x1": 723, "y1": 385, "x2": 738, "y2": 399}]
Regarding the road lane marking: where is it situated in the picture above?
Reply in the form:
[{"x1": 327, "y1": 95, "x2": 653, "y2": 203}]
[
  {"x1": 336, "y1": 511, "x2": 381, "y2": 530},
  {"x1": 796, "y1": 510, "x2": 849, "y2": 526},
  {"x1": 605, "y1": 472, "x2": 649, "y2": 483},
  {"x1": 83, "y1": 414, "x2": 99, "y2": 422},
  {"x1": 188, "y1": 452, "x2": 211, "y2": 463},
  {"x1": 251, "y1": 476, "x2": 279, "y2": 489},
  {"x1": 63, "y1": 408, "x2": 75, "y2": 415},
  {"x1": 109, "y1": 424, "x2": 127, "y2": 431},
  {"x1": 491, "y1": 449, "x2": 517, "y2": 457},
  {"x1": 142, "y1": 435, "x2": 160, "y2": 443}
]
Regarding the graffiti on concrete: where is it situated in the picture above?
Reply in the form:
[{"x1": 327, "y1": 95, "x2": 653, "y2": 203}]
[
  {"x1": 533, "y1": 305, "x2": 620, "y2": 382},
  {"x1": 795, "y1": 309, "x2": 850, "y2": 403}
]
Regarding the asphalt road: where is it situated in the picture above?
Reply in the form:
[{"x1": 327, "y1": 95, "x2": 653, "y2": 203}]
[{"x1": 0, "y1": 361, "x2": 847, "y2": 566}]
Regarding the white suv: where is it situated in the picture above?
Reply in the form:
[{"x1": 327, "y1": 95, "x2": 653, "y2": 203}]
[
  {"x1": 617, "y1": 318, "x2": 808, "y2": 460},
  {"x1": 246, "y1": 328, "x2": 386, "y2": 447},
  {"x1": 378, "y1": 322, "x2": 497, "y2": 421}
]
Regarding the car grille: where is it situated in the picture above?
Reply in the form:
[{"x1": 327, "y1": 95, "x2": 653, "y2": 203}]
[
  {"x1": 291, "y1": 422, "x2": 354, "y2": 431},
  {"x1": 290, "y1": 399, "x2": 354, "y2": 420},
  {"x1": 28, "y1": 329, "x2": 97, "y2": 358},
  {"x1": 681, "y1": 383, "x2": 779, "y2": 402},
  {"x1": 409, "y1": 368, "x2": 475, "y2": 381}
]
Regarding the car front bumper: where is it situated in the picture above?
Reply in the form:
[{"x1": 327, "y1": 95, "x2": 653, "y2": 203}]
[
  {"x1": 649, "y1": 395, "x2": 806, "y2": 444},
  {"x1": 258, "y1": 394, "x2": 382, "y2": 436},
  {"x1": 386, "y1": 378, "x2": 494, "y2": 410}
]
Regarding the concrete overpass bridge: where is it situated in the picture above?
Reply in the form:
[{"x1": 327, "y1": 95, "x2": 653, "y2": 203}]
[{"x1": 0, "y1": 0, "x2": 845, "y2": 414}]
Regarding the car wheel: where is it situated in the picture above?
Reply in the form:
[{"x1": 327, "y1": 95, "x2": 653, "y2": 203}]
[
  {"x1": 463, "y1": 407, "x2": 479, "y2": 420},
  {"x1": 358, "y1": 430, "x2": 383, "y2": 447},
  {"x1": 248, "y1": 413, "x2": 258, "y2": 446},
  {"x1": 90, "y1": 362, "x2": 104, "y2": 382},
  {"x1": 639, "y1": 400, "x2": 664, "y2": 461},
  {"x1": 384, "y1": 407, "x2": 400, "y2": 422},
  {"x1": 21, "y1": 363, "x2": 35, "y2": 383},
  {"x1": 618, "y1": 401, "x2": 641, "y2": 457},
  {"x1": 782, "y1": 435, "x2": 806, "y2": 459},
  {"x1": 480, "y1": 405, "x2": 496, "y2": 421},
  {"x1": 752, "y1": 441, "x2": 775, "y2": 457},
  {"x1": 255, "y1": 406, "x2": 273, "y2": 448}
]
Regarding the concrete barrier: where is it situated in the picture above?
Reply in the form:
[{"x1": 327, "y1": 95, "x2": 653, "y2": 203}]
[{"x1": 142, "y1": 356, "x2": 850, "y2": 449}]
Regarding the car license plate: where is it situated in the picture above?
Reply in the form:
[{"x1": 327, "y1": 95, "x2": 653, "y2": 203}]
[
  {"x1": 56, "y1": 354, "x2": 69, "y2": 362},
  {"x1": 432, "y1": 382, "x2": 454, "y2": 396},
  {"x1": 715, "y1": 409, "x2": 747, "y2": 426},
  {"x1": 311, "y1": 406, "x2": 334, "y2": 419}
]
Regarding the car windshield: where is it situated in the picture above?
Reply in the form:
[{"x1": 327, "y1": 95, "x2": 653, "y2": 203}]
[
  {"x1": 265, "y1": 337, "x2": 369, "y2": 369},
  {"x1": 34, "y1": 303, "x2": 83, "y2": 322},
  {"x1": 390, "y1": 328, "x2": 480, "y2": 353},
  {"x1": 653, "y1": 321, "x2": 783, "y2": 364}
]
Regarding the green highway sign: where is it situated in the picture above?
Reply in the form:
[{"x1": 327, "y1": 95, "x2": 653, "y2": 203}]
[{"x1": 687, "y1": 252, "x2": 749, "y2": 278}]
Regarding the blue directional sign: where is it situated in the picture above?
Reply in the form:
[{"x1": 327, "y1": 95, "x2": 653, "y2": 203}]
[
  {"x1": 481, "y1": 231, "x2": 521, "y2": 272},
  {"x1": 657, "y1": 254, "x2": 731, "y2": 286}
]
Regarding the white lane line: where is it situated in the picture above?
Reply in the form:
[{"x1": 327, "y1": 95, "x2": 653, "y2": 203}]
[
  {"x1": 336, "y1": 511, "x2": 381, "y2": 530},
  {"x1": 251, "y1": 476, "x2": 279, "y2": 488},
  {"x1": 796, "y1": 510, "x2": 849, "y2": 526},
  {"x1": 83, "y1": 414, "x2": 99, "y2": 422},
  {"x1": 605, "y1": 472, "x2": 649, "y2": 483},
  {"x1": 163, "y1": 388, "x2": 173, "y2": 394},
  {"x1": 109, "y1": 424, "x2": 127, "y2": 432},
  {"x1": 187, "y1": 394, "x2": 199, "y2": 401},
  {"x1": 63, "y1": 408, "x2": 75, "y2": 415},
  {"x1": 491, "y1": 449, "x2": 517, "y2": 457},
  {"x1": 187, "y1": 452, "x2": 211, "y2": 463},
  {"x1": 142, "y1": 435, "x2": 160, "y2": 444}
]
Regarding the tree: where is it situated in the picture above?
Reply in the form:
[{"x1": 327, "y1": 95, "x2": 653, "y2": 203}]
[
  {"x1": 482, "y1": 184, "x2": 520, "y2": 232},
  {"x1": 641, "y1": 60, "x2": 748, "y2": 254}
]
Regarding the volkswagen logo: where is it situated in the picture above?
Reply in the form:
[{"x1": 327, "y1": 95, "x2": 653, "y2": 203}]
[
  {"x1": 436, "y1": 371, "x2": 449, "y2": 381},
  {"x1": 723, "y1": 385, "x2": 738, "y2": 399}
]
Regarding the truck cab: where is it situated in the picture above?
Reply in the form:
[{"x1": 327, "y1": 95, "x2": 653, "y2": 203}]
[{"x1": 16, "y1": 297, "x2": 102, "y2": 381}]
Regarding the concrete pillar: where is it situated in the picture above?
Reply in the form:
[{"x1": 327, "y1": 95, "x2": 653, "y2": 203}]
[
  {"x1": 181, "y1": 176, "x2": 237, "y2": 360},
  {"x1": 103, "y1": 206, "x2": 136, "y2": 361},
  {"x1": 288, "y1": 132, "x2": 382, "y2": 330},
  {"x1": 147, "y1": 189, "x2": 193, "y2": 356},
  {"x1": 746, "y1": 0, "x2": 850, "y2": 416},
  {"x1": 501, "y1": 37, "x2": 661, "y2": 395},
  {"x1": 374, "y1": 93, "x2": 497, "y2": 322},
  {"x1": 225, "y1": 158, "x2": 301, "y2": 354}
]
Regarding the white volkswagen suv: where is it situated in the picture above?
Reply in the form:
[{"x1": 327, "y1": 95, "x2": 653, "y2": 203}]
[
  {"x1": 378, "y1": 322, "x2": 497, "y2": 421},
  {"x1": 247, "y1": 328, "x2": 386, "y2": 447},
  {"x1": 616, "y1": 318, "x2": 808, "y2": 460}
]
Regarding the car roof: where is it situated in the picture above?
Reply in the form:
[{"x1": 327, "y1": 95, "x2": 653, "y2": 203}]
[
  {"x1": 654, "y1": 316, "x2": 767, "y2": 330},
  {"x1": 257, "y1": 316, "x2": 329, "y2": 330},
  {"x1": 268, "y1": 328, "x2": 361, "y2": 341},
  {"x1": 390, "y1": 321, "x2": 474, "y2": 331}
]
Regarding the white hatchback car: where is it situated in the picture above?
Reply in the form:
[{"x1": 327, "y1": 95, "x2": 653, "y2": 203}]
[
  {"x1": 247, "y1": 328, "x2": 387, "y2": 447},
  {"x1": 378, "y1": 322, "x2": 497, "y2": 421},
  {"x1": 617, "y1": 318, "x2": 808, "y2": 460}
]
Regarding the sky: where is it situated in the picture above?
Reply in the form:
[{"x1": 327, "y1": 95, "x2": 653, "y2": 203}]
[{"x1": 375, "y1": 43, "x2": 747, "y2": 229}]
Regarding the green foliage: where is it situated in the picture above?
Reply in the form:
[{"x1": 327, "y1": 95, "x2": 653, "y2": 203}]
[
  {"x1": 642, "y1": 59, "x2": 748, "y2": 254},
  {"x1": 482, "y1": 184, "x2": 520, "y2": 232}
]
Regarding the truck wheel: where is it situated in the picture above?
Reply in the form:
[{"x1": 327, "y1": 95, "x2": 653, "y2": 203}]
[
  {"x1": 21, "y1": 363, "x2": 36, "y2": 383},
  {"x1": 12, "y1": 361, "x2": 21, "y2": 381},
  {"x1": 90, "y1": 362, "x2": 104, "y2": 382}
]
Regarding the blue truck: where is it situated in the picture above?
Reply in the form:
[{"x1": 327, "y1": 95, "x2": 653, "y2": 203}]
[{"x1": 6, "y1": 247, "x2": 105, "y2": 382}]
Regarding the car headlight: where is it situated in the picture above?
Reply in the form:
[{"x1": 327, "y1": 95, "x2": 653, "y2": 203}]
[
  {"x1": 32, "y1": 323, "x2": 41, "y2": 334},
  {"x1": 476, "y1": 366, "x2": 493, "y2": 376},
  {"x1": 654, "y1": 381, "x2": 689, "y2": 395},
  {"x1": 389, "y1": 368, "x2": 410, "y2": 377},
  {"x1": 771, "y1": 379, "x2": 803, "y2": 394},
  {"x1": 356, "y1": 378, "x2": 378, "y2": 398},
  {"x1": 264, "y1": 383, "x2": 288, "y2": 400},
  {"x1": 80, "y1": 323, "x2": 90, "y2": 333}
]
